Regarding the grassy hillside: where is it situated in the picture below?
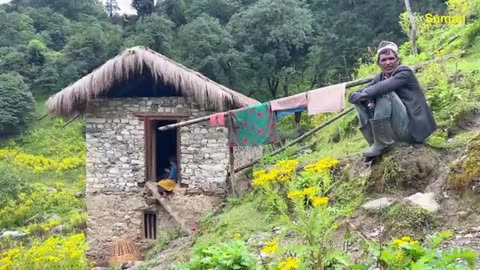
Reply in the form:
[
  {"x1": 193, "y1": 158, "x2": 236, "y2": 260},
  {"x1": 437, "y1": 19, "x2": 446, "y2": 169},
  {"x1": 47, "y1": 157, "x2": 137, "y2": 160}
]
[
  {"x1": 0, "y1": 98, "x2": 88, "y2": 269},
  {"x1": 141, "y1": 5, "x2": 480, "y2": 270}
]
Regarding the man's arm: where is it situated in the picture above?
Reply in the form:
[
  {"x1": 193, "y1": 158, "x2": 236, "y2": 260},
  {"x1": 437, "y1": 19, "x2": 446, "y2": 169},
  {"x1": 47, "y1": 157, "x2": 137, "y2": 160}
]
[
  {"x1": 348, "y1": 77, "x2": 378, "y2": 104},
  {"x1": 360, "y1": 70, "x2": 411, "y2": 98}
]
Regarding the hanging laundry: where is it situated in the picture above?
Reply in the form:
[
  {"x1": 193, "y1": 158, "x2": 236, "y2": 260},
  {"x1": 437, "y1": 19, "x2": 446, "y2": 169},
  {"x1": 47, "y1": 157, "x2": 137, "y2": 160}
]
[
  {"x1": 209, "y1": 113, "x2": 225, "y2": 126},
  {"x1": 307, "y1": 83, "x2": 346, "y2": 115},
  {"x1": 275, "y1": 106, "x2": 306, "y2": 121},
  {"x1": 270, "y1": 92, "x2": 308, "y2": 111},
  {"x1": 226, "y1": 103, "x2": 281, "y2": 147}
]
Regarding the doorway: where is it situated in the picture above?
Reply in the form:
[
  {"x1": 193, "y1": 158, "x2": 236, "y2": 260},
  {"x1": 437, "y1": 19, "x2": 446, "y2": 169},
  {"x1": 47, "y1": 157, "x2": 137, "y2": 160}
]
[{"x1": 144, "y1": 118, "x2": 181, "y2": 183}]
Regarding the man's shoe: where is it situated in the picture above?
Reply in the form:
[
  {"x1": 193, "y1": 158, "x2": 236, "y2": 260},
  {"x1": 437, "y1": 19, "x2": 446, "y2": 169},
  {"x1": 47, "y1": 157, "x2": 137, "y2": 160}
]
[
  {"x1": 362, "y1": 118, "x2": 395, "y2": 158},
  {"x1": 359, "y1": 122, "x2": 374, "y2": 146}
]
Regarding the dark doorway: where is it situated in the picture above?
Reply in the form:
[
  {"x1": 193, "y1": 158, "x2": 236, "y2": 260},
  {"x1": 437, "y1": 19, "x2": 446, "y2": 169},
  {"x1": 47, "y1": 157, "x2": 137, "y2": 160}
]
[
  {"x1": 153, "y1": 120, "x2": 177, "y2": 179},
  {"x1": 144, "y1": 117, "x2": 181, "y2": 184}
]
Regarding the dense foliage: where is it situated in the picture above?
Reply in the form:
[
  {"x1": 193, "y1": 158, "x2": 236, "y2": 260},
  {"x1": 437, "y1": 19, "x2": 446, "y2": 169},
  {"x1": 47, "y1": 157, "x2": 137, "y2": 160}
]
[{"x1": 0, "y1": 73, "x2": 35, "y2": 136}]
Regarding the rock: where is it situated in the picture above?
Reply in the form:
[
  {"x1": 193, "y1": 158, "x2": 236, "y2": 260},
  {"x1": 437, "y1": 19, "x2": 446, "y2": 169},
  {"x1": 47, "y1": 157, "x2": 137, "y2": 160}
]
[
  {"x1": 464, "y1": 234, "x2": 474, "y2": 238},
  {"x1": 75, "y1": 192, "x2": 85, "y2": 198},
  {"x1": 50, "y1": 225, "x2": 68, "y2": 234},
  {"x1": 404, "y1": 192, "x2": 439, "y2": 213},
  {"x1": 361, "y1": 197, "x2": 395, "y2": 212},
  {"x1": 458, "y1": 211, "x2": 469, "y2": 218},
  {"x1": 0, "y1": 231, "x2": 29, "y2": 239}
]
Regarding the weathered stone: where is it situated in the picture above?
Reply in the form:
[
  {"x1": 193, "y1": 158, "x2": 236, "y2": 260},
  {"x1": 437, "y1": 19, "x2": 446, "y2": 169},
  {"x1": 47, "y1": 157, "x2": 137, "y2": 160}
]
[
  {"x1": 84, "y1": 97, "x2": 263, "y2": 266},
  {"x1": 362, "y1": 197, "x2": 395, "y2": 213},
  {"x1": 404, "y1": 192, "x2": 440, "y2": 213}
]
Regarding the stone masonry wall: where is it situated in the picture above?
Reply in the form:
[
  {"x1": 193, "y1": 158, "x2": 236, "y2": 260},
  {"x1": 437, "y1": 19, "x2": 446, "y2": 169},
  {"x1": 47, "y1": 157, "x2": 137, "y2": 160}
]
[
  {"x1": 84, "y1": 97, "x2": 232, "y2": 266},
  {"x1": 85, "y1": 97, "x2": 233, "y2": 193}
]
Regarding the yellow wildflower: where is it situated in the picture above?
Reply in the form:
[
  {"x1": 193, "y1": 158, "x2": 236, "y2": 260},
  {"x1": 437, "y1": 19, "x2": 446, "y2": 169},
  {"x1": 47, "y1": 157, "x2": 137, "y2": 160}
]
[
  {"x1": 234, "y1": 233, "x2": 241, "y2": 239},
  {"x1": 401, "y1": 236, "x2": 411, "y2": 242},
  {"x1": 410, "y1": 240, "x2": 420, "y2": 246},
  {"x1": 312, "y1": 196, "x2": 329, "y2": 207},
  {"x1": 396, "y1": 251, "x2": 404, "y2": 262},
  {"x1": 262, "y1": 237, "x2": 279, "y2": 254},
  {"x1": 287, "y1": 190, "x2": 304, "y2": 200},
  {"x1": 302, "y1": 187, "x2": 316, "y2": 197},
  {"x1": 331, "y1": 224, "x2": 339, "y2": 230},
  {"x1": 278, "y1": 257, "x2": 300, "y2": 270}
]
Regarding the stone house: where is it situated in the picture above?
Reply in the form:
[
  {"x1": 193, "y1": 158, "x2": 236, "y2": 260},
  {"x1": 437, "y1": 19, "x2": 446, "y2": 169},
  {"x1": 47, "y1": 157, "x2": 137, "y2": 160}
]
[{"x1": 46, "y1": 47, "x2": 263, "y2": 266}]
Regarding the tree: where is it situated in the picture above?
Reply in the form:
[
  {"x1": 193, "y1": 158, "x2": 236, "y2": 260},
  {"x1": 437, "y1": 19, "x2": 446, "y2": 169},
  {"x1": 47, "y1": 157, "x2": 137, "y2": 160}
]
[
  {"x1": 123, "y1": 15, "x2": 175, "y2": 56},
  {"x1": 131, "y1": 0, "x2": 155, "y2": 20},
  {"x1": 178, "y1": 16, "x2": 234, "y2": 82},
  {"x1": 0, "y1": 73, "x2": 36, "y2": 137},
  {"x1": 404, "y1": 0, "x2": 418, "y2": 55},
  {"x1": 105, "y1": 0, "x2": 120, "y2": 17},
  {"x1": 227, "y1": 0, "x2": 313, "y2": 99}
]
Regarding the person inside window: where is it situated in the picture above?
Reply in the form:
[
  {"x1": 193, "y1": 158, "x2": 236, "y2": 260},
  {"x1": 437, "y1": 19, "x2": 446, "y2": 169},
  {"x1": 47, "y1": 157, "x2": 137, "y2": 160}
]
[{"x1": 157, "y1": 156, "x2": 177, "y2": 196}]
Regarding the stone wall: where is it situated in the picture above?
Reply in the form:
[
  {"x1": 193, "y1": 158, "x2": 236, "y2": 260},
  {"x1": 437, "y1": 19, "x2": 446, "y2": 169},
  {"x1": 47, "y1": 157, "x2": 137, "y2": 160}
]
[
  {"x1": 233, "y1": 146, "x2": 263, "y2": 169},
  {"x1": 85, "y1": 97, "x2": 234, "y2": 194},
  {"x1": 85, "y1": 191, "x2": 174, "y2": 266},
  {"x1": 84, "y1": 97, "x2": 263, "y2": 266}
]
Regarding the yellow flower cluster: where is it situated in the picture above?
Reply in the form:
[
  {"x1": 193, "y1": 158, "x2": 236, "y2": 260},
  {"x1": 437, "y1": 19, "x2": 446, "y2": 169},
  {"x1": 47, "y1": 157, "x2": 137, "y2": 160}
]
[
  {"x1": 0, "y1": 184, "x2": 85, "y2": 229},
  {"x1": 287, "y1": 186, "x2": 329, "y2": 207},
  {"x1": 312, "y1": 196, "x2": 329, "y2": 207},
  {"x1": 392, "y1": 236, "x2": 419, "y2": 246},
  {"x1": 303, "y1": 157, "x2": 339, "y2": 174},
  {"x1": 252, "y1": 159, "x2": 299, "y2": 187},
  {"x1": 0, "y1": 148, "x2": 84, "y2": 173},
  {"x1": 278, "y1": 257, "x2": 300, "y2": 270},
  {"x1": 0, "y1": 234, "x2": 87, "y2": 270},
  {"x1": 261, "y1": 236, "x2": 279, "y2": 254}
]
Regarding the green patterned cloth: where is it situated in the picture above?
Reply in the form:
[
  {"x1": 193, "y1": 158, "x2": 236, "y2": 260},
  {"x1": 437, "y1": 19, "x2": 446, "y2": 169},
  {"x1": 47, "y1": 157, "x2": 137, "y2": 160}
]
[{"x1": 226, "y1": 103, "x2": 281, "y2": 147}]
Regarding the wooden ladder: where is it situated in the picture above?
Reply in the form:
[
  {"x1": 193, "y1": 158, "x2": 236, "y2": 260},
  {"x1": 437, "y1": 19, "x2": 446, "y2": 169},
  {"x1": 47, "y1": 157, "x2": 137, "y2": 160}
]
[{"x1": 146, "y1": 182, "x2": 192, "y2": 235}]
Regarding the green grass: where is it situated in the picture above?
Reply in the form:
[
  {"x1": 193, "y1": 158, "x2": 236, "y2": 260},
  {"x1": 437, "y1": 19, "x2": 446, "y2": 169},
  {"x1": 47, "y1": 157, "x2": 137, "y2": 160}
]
[{"x1": 194, "y1": 196, "x2": 282, "y2": 247}]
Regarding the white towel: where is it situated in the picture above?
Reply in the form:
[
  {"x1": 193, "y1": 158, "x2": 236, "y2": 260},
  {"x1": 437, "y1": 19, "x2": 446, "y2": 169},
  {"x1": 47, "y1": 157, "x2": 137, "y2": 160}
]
[{"x1": 307, "y1": 83, "x2": 346, "y2": 115}]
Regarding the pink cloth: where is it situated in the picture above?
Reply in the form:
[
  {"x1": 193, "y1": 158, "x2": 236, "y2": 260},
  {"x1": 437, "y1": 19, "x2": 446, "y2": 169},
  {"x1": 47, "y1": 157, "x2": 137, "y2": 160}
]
[
  {"x1": 307, "y1": 83, "x2": 346, "y2": 115},
  {"x1": 209, "y1": 113, "x2": 225, "y2": 126},
  {"x1": 270, "y1": 92, "x2": 308, "y2": 111}
]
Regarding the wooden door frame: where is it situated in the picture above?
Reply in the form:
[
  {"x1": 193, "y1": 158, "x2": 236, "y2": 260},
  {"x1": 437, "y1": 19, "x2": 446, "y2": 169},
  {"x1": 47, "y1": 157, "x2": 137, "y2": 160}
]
[{"x1": 140, "y1": 113, "x2": 189, "y2": 184}]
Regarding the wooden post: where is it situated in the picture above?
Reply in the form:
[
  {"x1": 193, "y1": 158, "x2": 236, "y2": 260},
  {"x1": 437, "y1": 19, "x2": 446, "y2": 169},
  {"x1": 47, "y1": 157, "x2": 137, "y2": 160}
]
[
  {"x1": 404, "y1": 0, "x2": 418, "y2": 55},
  {"x1": 229, "y1": 147, "x2": 238, "y2": 197}
]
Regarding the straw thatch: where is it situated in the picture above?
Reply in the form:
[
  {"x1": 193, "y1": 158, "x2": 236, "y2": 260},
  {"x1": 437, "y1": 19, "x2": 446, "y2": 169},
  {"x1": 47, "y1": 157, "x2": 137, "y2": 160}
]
[{"x1": 46, "y1": 46, "x2": 259, "y2": 117}]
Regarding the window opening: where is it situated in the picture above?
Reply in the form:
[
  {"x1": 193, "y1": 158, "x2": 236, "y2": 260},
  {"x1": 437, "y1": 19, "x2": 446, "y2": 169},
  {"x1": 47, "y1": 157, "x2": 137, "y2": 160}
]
[{"x1": 144, "y1": 212, "x2": 157, "y2": 239}]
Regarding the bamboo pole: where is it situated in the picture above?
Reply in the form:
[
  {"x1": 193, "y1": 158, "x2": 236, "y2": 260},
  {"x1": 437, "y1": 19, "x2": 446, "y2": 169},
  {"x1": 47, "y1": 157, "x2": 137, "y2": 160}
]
[{"x1": 62, "y1": 113, "x2": 80, "y2": 128}]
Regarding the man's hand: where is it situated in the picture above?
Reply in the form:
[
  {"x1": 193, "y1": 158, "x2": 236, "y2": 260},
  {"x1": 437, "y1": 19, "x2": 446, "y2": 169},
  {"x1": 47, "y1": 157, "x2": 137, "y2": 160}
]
[{"x1": 349, "y1": 91, "x2": 369, "y2": 104}]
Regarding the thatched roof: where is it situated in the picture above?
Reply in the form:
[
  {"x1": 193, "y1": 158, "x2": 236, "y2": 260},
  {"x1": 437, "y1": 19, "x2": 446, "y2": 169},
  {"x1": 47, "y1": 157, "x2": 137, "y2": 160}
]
[{"x1": 46, "y1": 46, "x2": 259, "y2": 117}]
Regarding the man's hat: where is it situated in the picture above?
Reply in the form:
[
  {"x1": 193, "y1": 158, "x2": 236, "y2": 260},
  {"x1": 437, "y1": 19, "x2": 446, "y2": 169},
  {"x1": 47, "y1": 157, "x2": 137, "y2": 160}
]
[{"x1": 377, "y1": 41, "x2": 398, "y2": 55}]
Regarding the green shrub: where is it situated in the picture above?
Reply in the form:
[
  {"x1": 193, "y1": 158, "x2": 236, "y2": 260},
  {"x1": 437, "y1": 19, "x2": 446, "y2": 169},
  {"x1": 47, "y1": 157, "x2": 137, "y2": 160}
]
[
  {"x1": 174, "y1": 240, "x2": 258, "y2": 270},
  {"x1": 0, "y1": 73, "x2": 36, "y2": 137}
]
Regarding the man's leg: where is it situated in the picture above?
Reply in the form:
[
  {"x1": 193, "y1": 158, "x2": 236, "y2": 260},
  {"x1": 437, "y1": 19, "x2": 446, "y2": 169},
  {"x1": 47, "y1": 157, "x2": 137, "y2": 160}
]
[
  {"x1": 363, "y1": 94, "x2": 396, "y2": 158},
  {"x1": 354, "y1": 103, "x2": 374, "y2": 146},
  {"x1": 389, "y1": 92, "x2": 412, "y2": 143}
]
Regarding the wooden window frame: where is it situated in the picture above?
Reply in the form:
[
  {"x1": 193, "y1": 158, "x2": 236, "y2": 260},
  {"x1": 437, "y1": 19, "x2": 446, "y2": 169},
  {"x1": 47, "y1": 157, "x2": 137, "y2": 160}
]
[
  {"x1": 143, "y1": 211, "x2": 157, "y2": 240},
  {"x1": 140, "y1": 113, "x2": 188, "y2": 184}
]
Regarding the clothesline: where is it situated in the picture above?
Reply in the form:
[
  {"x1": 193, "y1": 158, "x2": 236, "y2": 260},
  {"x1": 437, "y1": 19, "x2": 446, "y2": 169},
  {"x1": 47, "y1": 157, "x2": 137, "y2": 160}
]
[
  {"x1": 157, "y1": 50, "x2": 463, "y2": 133},
  {"x1": 157, "y1": 76, "x2": 373, "y2": 132}
]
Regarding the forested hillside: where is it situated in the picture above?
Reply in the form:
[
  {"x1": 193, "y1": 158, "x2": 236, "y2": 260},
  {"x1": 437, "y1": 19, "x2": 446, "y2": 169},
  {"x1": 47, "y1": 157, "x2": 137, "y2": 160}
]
[{"x1": 1, "y1": 0, "x2": 480, "y2": 269}]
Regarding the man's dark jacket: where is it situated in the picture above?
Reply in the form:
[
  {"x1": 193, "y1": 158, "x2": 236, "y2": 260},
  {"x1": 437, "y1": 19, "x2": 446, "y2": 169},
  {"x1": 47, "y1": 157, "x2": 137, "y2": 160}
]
[{"x1": 348, "y1": 65, "x2": 437, "y2": 143}]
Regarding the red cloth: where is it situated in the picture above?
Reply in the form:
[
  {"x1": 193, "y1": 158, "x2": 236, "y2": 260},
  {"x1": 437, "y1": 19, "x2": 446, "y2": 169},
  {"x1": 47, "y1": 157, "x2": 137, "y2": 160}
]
[{"x1": 209, "y1": 113, "x2": 225, "y2": 126}]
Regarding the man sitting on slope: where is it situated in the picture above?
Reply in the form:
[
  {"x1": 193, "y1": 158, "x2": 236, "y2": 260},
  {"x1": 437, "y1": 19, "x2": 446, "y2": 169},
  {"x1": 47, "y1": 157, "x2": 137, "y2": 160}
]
[{"x1": 348, "y1": 41, "x2": 437, "y2": 160}]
